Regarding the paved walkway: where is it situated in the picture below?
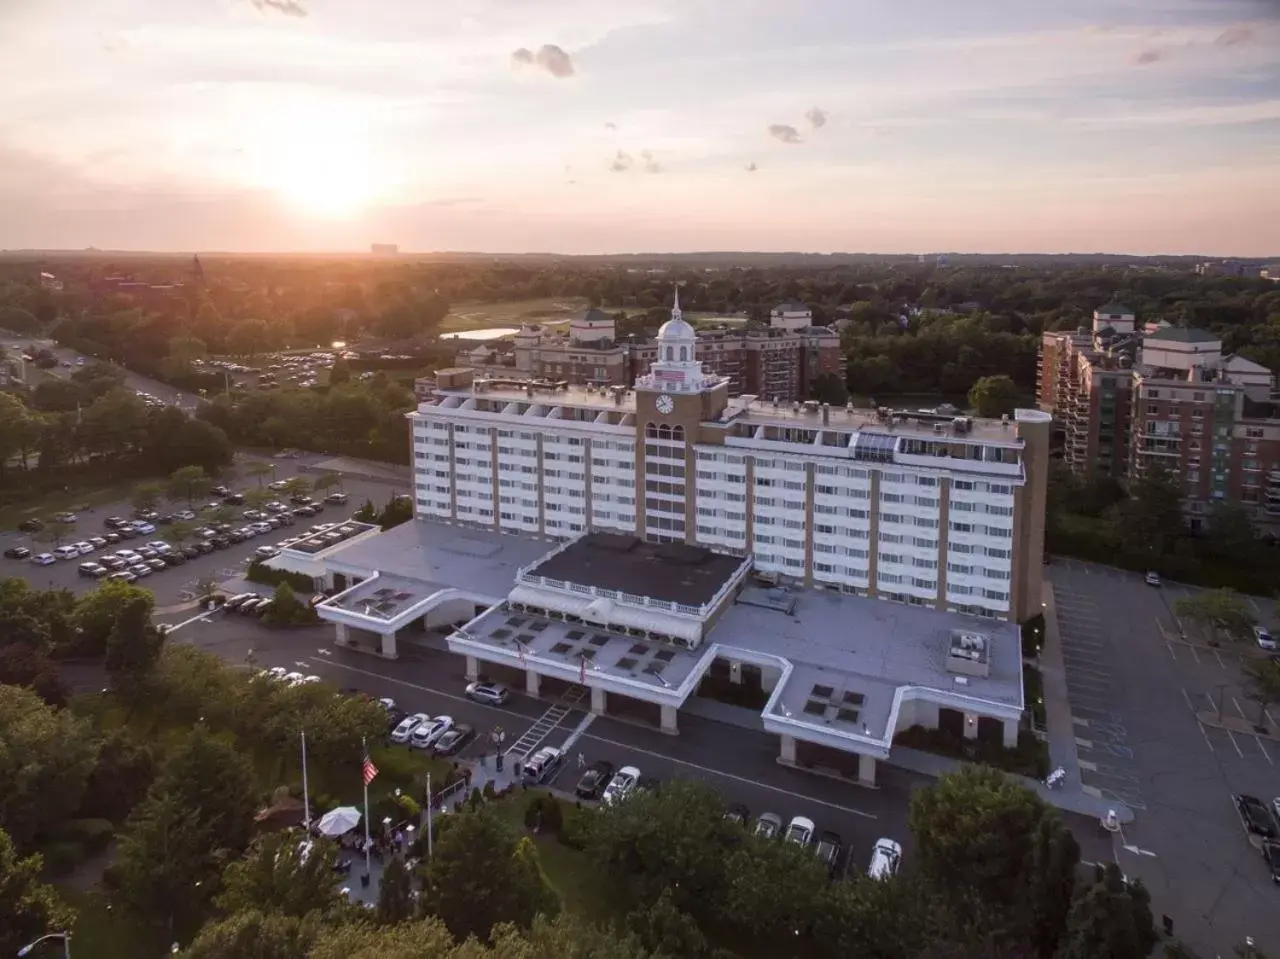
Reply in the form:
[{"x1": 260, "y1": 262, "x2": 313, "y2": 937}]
[{"x1": 301, "y1": 456, "x2": 411, "y2": 487}]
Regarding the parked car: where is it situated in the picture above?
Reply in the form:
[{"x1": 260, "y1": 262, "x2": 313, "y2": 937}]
[
  {"x1": 53, "y1": 511, "x2": 78, "y2": 523},
  {"x1": 814, "y1": 831, "x2": 844, "y2": 877},
  {"x1": 1144, "y1": 571, "x2": 1161, "y2": 587},
  {"x1": 325, "y1": 492, "x2": 349, "y2": 504},
  {"x1": 17, "y1": 519, "x2": 45, "y2": 533},
  {"x1": 53, "y1": 545, "x2": 80, "y2": 560},
  {"x1": 4, "y1": 546, "x2": 31, "y2": 560},
  {"x1": 101, "y1": 556, "x2": 126, "y2": 571},
  {"x1": 784, "y1": 815, "x2": 815, "y2": 847},
  {"x1": 391, "y1": 713, "x2": 430, "y2": 744},
  {"x1": 221, "y1": 494, "x2": 244, "y2": 506},
  {"x1": 88, "y1": 536, "x2": 107, "y2": 549},
  {"x1": 132, "y1": 522, "x2": 156, "y2": 535},
  {"x1": 1264, "y1": 839, "x2": 1280, "y2": 885},
  {"x1": 868, "y1": 838, "x2": 903, "y2": 880},
  {"x1": 78, "y1": 561, "x2": 106, "y2": 578},
  {"x1": 522, "y1": 747, "x2": 565, "y2": 785},
  {"x1": 146, "y1": 558, "x2": 166, "y2": 571},
  {"x1": 575, "y1": 760, "x2": 616, "y2": 800},
  {"x1": 1236, "y1": 794, "x2": 1278, "y2": 839},
  {"x1": 129, "y1": 563, "x2": 153, "y2": 578},
  {"x1": 724, "y1": 803, "x2": 750, "y2": 826},
  {"x1": 385, "y1": 707, "x2": 407, "y2": 731},
  {"x1": 268, "y1": 480, "x2": 290, "y2": 492},
  {"x1": 1254, "y1": 626, "x2": 1277, "y2": 651},
  {"x1": 601, "y1": 765, "x2": 640, "y2": 805},
  {"x1": 224, "y1": 592, "x2": 260, "y2": 611},
  {"x1": 464, "y1": 681, "x2": 511, "y2": 706},
  {"x1": 109, "y1": 570, "x2": 137, "y2": 583},
  {"x1": 433, "y1": 723, "x2": 474, "y2": 756},
  {"x1": 163, "y1": 552, "x2": 187, "y2": 567},
  {"x1": 410, "y1": 716, "x2": 454, "y2": 750},
  {"x1": 72, "y1": 541, "x2": 94, "y2": 555},
  {"x1": 754, "y1": 813, "x2": 782, "y2": 840}
]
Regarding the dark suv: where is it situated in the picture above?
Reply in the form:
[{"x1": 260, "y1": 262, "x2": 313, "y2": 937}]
[
  {"x1": 1264, "y1": 839, "x2": 1280, "y2": 885},
  {"x1": 814, "y1": 831, "x2": 844, "y2": 878},
  {"x1": 575, "y1": 761, "x2": 615, "y2": 800},
  {"x1": 1235, "y1": 794, "x2": 1278, "y2": 839}
]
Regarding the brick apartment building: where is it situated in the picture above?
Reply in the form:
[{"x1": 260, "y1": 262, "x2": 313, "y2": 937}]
[
  {"x1": 1038, "y1": 304, "x2": 1280, "y2": 528},
  {"x1": 454, "y1": 301, "x2": 844, "y2": 402}
]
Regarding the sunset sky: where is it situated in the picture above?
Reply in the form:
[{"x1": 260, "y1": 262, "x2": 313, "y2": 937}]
[{"x1": 1, "y1": 0, "x2": 1277, "y2": 255}]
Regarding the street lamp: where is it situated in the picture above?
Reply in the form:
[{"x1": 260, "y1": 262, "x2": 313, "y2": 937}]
[{"x1": 17, "y1": 932, "x2": 71, "y2": 959}]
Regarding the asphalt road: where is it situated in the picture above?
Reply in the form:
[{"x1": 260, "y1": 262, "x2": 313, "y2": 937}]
[
  {"x1": 1049, "y1": 558, "x2": 1279, "y2": 955},
  {"x1": 0, "y1": 454, "x2": 412, "y2": 605},
  {"x1": 167, "y1": 611, "x2": 1117, "y2": 882}
]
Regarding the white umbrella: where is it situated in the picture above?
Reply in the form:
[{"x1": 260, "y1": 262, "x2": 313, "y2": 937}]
[{"x1": 315, "y1": 806, "x2": 361, "y2": 837}]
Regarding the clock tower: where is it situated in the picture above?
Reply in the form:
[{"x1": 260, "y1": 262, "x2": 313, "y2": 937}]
[{"x1": 633, "y1": 286, "x2": 730, "y2": 543}]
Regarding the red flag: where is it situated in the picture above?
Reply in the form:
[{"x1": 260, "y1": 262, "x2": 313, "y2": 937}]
[{"x1": 362, "y1": 754, "x2": 379, "y2": 785}]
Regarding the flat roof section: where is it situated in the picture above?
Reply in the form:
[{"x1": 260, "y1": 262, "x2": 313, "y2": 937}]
[
  {"x1": 323, "y1": 518, "x2": 558, "y2": 600},
  {"x1": 523, "y1": 532, "x2": 744, "y2": 609},
  {"x1": 322, "y1": 573, "x2": 441, "y2": 623}
]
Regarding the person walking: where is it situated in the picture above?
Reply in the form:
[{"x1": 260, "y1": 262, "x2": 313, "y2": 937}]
[{"x1": 577, "y1": 751, "x2": 586, "y2": 769}]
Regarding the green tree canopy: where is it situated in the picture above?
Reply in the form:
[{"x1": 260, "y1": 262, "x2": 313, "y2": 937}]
[
  {"x1": 169, "y1": 464, "x2": 212, "y2": 505},
  {"x1": 0, "y1": 827, "x2": 75, "y2": 958},
  {"x1": 179, "y1": 909, "x2": 321, "y2": 959},
  {"x1": 376, "y1": 855, "x2": 416, "y2": 924},
  {"x1": 215, "y1": 832, "x2": 344, "y2": 919},
  {"x1": 420, "y1": 806, "x2": 559, "y2": 942},
  {"x1": 75, "y1": 578, "x2": 156, "y2": 658},
  {"x1": 105, "y1": 594, "x2": 166, "y2": 697},
  {"x1": 1056, "y1": 863, "x2": 1157, "y2": 959},
  {"x1": 968, "y1": 374, "x2": 1020, "y2": 418},
  {"x1": 1173, "y1": 588, "x2": 1256, "y2": 643},
  {"x1": 113, "y1": 789, "x2": 216, "y2": 932}
]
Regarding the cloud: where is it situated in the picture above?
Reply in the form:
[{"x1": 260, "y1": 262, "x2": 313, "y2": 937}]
[
  {"x1": 1131, "y1": 47, "x2": 1167, "y2": 65},
  {"x1": 639, "y1": 150, "x2": 661, "y2": 173},
  {"x1": 610, "y1": 150, "x2": 633, "y2": 172},
  {"x1": 805, "y1": 107, "x2": 829, "y2": 129},
  {"x1": 250, "y1": 0, "x2": 307, "y2": 17},
  {"x1": 604, "y1": 121, "x2": 617, "y2": 131},
  {"x1": 745, "y1": 162, "x2": 758, "y2": 172},
  {"x1": 768, "y1": 124, "x2": 802, "y2": 144},
  {"x1": 1215, "y1": 24, "x2": 1255, "y2": 46},
  {"x1": 511, "y1": 44, "x2": 575, "y2": 78},
  {"x1": 608, "y1": 149, "x2": 660, "y2": 173}
]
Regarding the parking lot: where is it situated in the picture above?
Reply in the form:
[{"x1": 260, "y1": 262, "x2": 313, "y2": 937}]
[
  {"x1": 1049, "y1": 557, "x2": 1280, "y2": 953},
  {"x1": 0, "y1": 455, "x2": 412, "y2": 607}
]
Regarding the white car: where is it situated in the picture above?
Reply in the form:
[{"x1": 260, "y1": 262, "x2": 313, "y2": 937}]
[
  {"x1": 175, "y1": 509, "x2": 197, "y2": 521},
  {"x1": 785, "y1": 815, "x2": 815, "y2": 847},
  {"x1": 1144, "y1": 571, "x2": 1161, "y2": 588},
  {"x1": 299, "y1": 675, "x2": 321, "y2": 685},
  {"x1": 868, "y1": 838, "x2": 902, "y2": 880},
  {"x1": 391, "y1": 713, "x2": 430, "y2": 744},
  {"x1": 31, "y1": 552, "x2": 56, "y2": 566},
  {"x1": 146, "y1": 540, "x2": 172, "y2": 554},
  {"x1": 522, "y1": 746, "x2": 565, "y2": 784},
  {"x1": 53, "y1": 545, "x2": 80, "y2": 560},
  {"x1": 266, "y1": 666, "x2": 289, "y2": 682},
  {"x1": 1254, "y1": 625, "x2": 1277, "y2": 651},
  {"x1": 73, "y1": 541, "x2": 95, "y2": 555},
  {"x1": 601, "y1": 765, "x2": 640, "y2": 805},
  {"x1": 115, "y1": 549, "x2": 141, "y2": 563},
  {"x1": 255, "y1": 546, "x2": 280, "y2": 558},
  {"x1": 377, "y1": 697, "x2": 397, "y2": 712},
  {"x1": 132, "y1": 522, "x2": 156, "y2": 534},
  {"x1": 283, "y1": 671, "x2": 306, "y2": 686},
  {"x1": 410, "y1": 716, "x2": 453, "y2": 749}
]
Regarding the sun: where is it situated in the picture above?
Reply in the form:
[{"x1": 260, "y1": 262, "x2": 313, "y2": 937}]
[{"x1": 247, "y1": 107, "x2": 380, "y2": 218}]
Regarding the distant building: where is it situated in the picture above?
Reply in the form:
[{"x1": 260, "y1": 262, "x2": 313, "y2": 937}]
[
  {"x1": 455, "y1": 300, "x2": 843, "y2": 402},
  {"x1": 1038, "y1": 303, "x2": 1280, "y2": 529},
  {"x1": 371, "y1": 244, "x2": 399, "y2": 255},
  {"x1": 1195, "y1": 260, "x2": 1247, "y2": 277},
  {"x1": 38, "y1": 271, "x2": 62, "y2": 292}
]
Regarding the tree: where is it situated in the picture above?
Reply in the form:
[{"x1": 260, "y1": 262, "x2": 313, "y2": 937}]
[
  {"x1": 227, "y1": 319, "x2": 270, "y2": 357},
  {"x1": 169, "y1": 465, "x2": 212, "y2": 505},
  {"x1": 168, "y1": 521, "x2": 196, "y2": 548},
  {"x1": 328, "y1": 358, "x2": 351, "y2": 386},
  {"x1": 909, "y1": 765, "x2": 1076, "y2": 954},
  {"x1": 179, "y1": 909, "x2": 321, "y2": 959},
  {"x1": 1110, "y1": 467, "x2": 1184, "y2": 562},
  {"x1": 245, "y1": 487, "x2": 274, "y2": 511},
  {"x1": 626, "y1": 888, "x2": 708, "y2": 958},
  {"x1": 809, "y1": 371, "x2": 849, "y2": 406},
  {"x1": 0, "y1": 827, "x2": 75, "y2": 959},
  {"x1": 133, "y1": 479, "x2": 165, "y2": 514},
  {"x1": 155, "y1": 725, "x2": 258, "y2": 854},
  {"x1": 0, "y1": 641, "x2": 67, "y2": 706},
  {"x1": 312, "y1": 470, "x2": 343, "y2": 495},
  {"x1": 1173, "y1": 588, "x2": 1256, "y2": 643},
  {"x1": 216, "y1": 832, "x2": 343, "y2": 919},
  {"x1": 420, "y1": 806, "x2": 559, "y2": 942},
  {"x1": 75, "y1": 578, "x2": 156, "y2": 657},
  {"x1": 105, "y1": 594, "x2": 166, "y2": 697},
  {"x1": 0, "y1": 685, "x2": 99, "y2": 849},
  {"x1": 281, "y1": 476, "x2": 312, "y2": 500},
  {"x1": 1056, "y1": 863, "x2": 1157, "y2": 959},
  {"x1": 245, "y1": 461, "x2": 276, "y2": 487},
  {"x1": 968, "y1": 374, "x2": 1020, "y2": 418},
  {"x1": 377, "y1": 855, "x2": 416, "y2": 924},
  {"x1": 113, "y1": 789, "x2": 214, "y2": 932},
  {"x1": 81, "y1": 729, "x2": 157, "y2": 822},
  {"x1": 715, "y1": 834, "x2": 828, "y2": 946},
  {"x1": 1242, "y1": 656, "x2": 1280, "y2": 727}
]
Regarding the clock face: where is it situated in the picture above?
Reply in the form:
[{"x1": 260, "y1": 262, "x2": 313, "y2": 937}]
[{"x1": 655, "y1": 394, "x2": 675, "y2": 415}]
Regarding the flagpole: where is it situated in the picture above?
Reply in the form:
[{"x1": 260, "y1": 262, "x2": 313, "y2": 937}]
[
  {"x1": 426, "y1": 772, "x2": 434, "y2": 860},
  {"x1": 301, "y1": 729, "x2": 311, "y2": 828},
  {"x1": 362, "y1": 736, "x2": 372, "y2": 873}
]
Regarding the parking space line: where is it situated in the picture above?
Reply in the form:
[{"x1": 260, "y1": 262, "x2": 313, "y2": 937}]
[
  {"x1": 1078, "y1": 759, "x2": 1097, "y2": 772},
  {"x1": 1075, "y1": 737, "x2": 1093, "y2": 749},
  {"x1": 1165, "y1": 642, "x2": 1178, "y2": 662},
  {"x1": 1072, "y1": 717, "x2": 1090, "y2": 727},
  {"x1": 1231, "y1": 697, "x2": 1249, "y2": 721},
  {"x1": 1225, "y1": 729, "x2": 1246, "y2": 758},
  {"x1": 1257, "y1": 737, "x2": 1274, "y2": 765},
  {"x1": 1196, "y1": 723, "x2": 1216, "y2": 753}
]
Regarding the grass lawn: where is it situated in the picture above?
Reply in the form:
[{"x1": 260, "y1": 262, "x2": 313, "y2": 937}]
[
  {"x1": 57, "y1": 888, "x2": 169, "y2": 959},
  {"x1": 0, "y1": 477, "x2": 141, "y2": 530},
  {"x1": 440, "y1": 298, "x2": 590, "y2": 333}
]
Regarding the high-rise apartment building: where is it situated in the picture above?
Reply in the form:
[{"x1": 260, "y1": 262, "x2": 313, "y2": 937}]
[
  {"x1": 1038, "y1": 304, "x2": 1280, "y2": 526},
  {"x1": 455, "y1": 303, "x2": 843, "y2": 402},
  {"x1": 273, "y1": 293, "x2": 1044, "y2": 784}
]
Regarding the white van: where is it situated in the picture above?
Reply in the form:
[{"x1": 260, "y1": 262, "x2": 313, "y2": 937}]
[
  {"x1": 53, "y1": 545, "x2": 80, "y2": 560},
  {"x1": 868, "y1": 838, "x2": 902, "y2": 880}
]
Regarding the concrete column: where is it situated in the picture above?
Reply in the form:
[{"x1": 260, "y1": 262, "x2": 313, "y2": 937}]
[
  {"x1": 380, "y1": 631, "x2": 398, "y2": 659},
  {"x1": 729, "y1": 661, "x2": 742, "y2": 685},
  {"x1": 334, "y1": 623, "x2": 349, "y2": 646},
  {"x1": 525, "y1": 670, "x2": 541, "y2": 698},
  {"x1": 660, "y1": 704, "x2": 679, "y2": 735},
  {"x1": 590, "y1": 686, "x2": 607, "y2": 716},
  {"x1": 779, "y1": 734, "x2": 796, "y2": 764},
  {"x1": 963, "y1": 713, "x2": 978, "y2": 740},
  {"x1": 464, "y1": 655, "x2": 480, "y2": 681},
  {"x1": 1003, "y1": 718, "x2": 1019, "y2": 749},
  {"x1": 858, "y1": 755, "x2": 877, "y2": 787}
]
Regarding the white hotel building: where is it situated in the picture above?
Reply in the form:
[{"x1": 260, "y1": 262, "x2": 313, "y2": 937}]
[{"x1": 292, "y1": 294, "x2": 1051, "y2": 784}]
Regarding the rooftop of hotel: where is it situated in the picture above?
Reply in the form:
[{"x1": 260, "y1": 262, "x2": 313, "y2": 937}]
[
  {"x1": 421, "y1": 381, "x2": 1034, "y2": 444},
  {"x1": 521, "y1": 532, "x2": 746, "y2": 610}
]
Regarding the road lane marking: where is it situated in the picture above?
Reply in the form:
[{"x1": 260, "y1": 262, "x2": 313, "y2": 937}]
[
  {"x1": 581, "y1": 732, "x2": 878, "y2": 820},
  {"x1": 1121, "y1": 844, "x2": 1158, "y2": 858},
  {"x1": 165, "y1": 609, "x2": 215, "y2": 632}
]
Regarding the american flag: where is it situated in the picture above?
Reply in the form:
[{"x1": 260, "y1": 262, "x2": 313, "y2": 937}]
[{"x1": 362, "y1": 754, "x2": 379, "y2": 785}]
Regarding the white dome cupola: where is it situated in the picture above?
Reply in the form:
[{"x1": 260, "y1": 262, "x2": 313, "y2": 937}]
[{"x1": 636, "y1": 284, "x2": 710, "y2": 394}]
